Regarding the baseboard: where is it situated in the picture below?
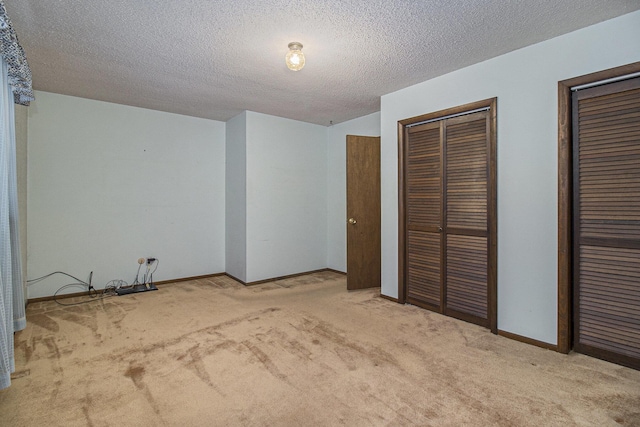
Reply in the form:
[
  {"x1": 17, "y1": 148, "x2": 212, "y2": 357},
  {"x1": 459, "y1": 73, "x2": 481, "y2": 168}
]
[
  {"x1": 379, "y1": 294, "x2": 400, "y2": 303},
  {"x1": 28, "y1": 269, "x2": 344, "y2": 303},
  {"x1": 28, "y1": 289, "x2": 95, "y2": 304},
  {"x1": 223, "y1": 273, "x2": 245, "y2": 284},
  {"x1": 153, "y1": 272, "x2": 226, "y2": 286},
  {"x1": 27, "y1": 272, "x2": 226, "y2": 304},
  {"x1": 243, "y1": 268, "x2": 342, "y2": 286},
  {"x1": 498, "y1": 330, "x2": 558, "y2": 351}
]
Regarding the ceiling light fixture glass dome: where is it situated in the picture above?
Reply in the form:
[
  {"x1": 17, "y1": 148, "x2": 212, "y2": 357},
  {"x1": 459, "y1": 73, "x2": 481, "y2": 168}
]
[{"x1": 285, "y1": 42, "x2": 305, "y2": 71}]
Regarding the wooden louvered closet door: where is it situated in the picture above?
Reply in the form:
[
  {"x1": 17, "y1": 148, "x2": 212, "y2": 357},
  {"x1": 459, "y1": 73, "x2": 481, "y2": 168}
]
[
  {"x1": 573, "y1": 77, "x2": 640, "y2": 370},
  {"x1": 444, "y1": 113, "x2": 490, "y2": 325},
  {"x1": 405, "y1": 108, "x2": 493, "y2": 329},
  {"x1": 406, "y1": 122, "x2": 443, "y2": 309}
]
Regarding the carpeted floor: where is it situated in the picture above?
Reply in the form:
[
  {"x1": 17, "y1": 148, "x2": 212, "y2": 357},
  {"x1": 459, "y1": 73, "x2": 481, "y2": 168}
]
[{"x1": 1, "y1": 271, "x2": 639, "y2": 426}]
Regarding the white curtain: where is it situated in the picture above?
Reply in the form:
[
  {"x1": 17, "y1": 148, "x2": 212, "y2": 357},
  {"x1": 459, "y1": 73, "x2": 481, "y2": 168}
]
[
  {"x1": 0, "y1": 0, "x2": 32, "y2": 390},
  {"x1": 0, "y1": 0, "x2": 33, "y2": 390},
  {"x1": 0, "y1": 57, "x2": 26, "y2": 390}
]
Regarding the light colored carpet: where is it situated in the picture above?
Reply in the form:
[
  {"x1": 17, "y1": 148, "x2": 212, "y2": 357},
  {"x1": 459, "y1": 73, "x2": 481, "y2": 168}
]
[{"x1": 1, "y1": 271, "x2": 639, "y2": 426}]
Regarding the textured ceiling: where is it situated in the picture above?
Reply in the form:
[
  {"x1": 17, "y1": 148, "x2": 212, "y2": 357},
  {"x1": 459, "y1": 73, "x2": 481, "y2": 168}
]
[{"x1": 4, "y1": 1, "x2": 640, "y2": 126}]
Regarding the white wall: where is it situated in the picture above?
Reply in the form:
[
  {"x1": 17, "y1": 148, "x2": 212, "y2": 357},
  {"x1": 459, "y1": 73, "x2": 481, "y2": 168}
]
[
  {"x1": 27, "y1": 91, "x2": 226, "y2": 298},
  {"x1": 326, "y1": 112, "x2": 380, "y2": 272},
  {"x1": 381, "y1": 11, "x2": 640, "y2": 344},
  {"x1": 245, "y1": 111, "x2": 327, "y2": 282},
  {"x1": 225, "y1": 112, "x2": 247, "y2": 282}
]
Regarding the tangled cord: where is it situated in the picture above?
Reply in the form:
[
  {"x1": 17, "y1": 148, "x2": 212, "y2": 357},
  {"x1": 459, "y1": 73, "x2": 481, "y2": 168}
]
[
  {"x1": 28, "y1": 259, "x2": 160, "y2": 306},
  {"x1": 132, "y1": 259, "x2": 159, "y2": 285},
  {"x1": 28, "y1": 272, "x2": 125, "y2": 306}
]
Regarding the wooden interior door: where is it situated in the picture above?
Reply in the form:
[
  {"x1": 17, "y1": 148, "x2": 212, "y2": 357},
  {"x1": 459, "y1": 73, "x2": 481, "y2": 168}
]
[
  {"x1": 401, "y1": 100, "x2": 496, "y2": 331},
  {"x1": 443, "y1": 112, "x2": 491, "y2": 326},
  {"x1": 346, "y1": 135, "x2": 381, "y2": 290},
  {"x1": 405, "y1": 121, "x2": 443, "y2": 309},
  {"x1": 573, "y1": 77, "x2": 640, "y2": 370}
]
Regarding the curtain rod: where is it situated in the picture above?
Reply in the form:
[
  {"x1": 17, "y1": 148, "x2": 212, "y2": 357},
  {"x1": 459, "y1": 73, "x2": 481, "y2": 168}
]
[
  {"x1": 405, "y1": 106, "x2": 490, "y2": 128},
  {"x1": 571, "y1": 71, "x2": 640, "y2": 92}
]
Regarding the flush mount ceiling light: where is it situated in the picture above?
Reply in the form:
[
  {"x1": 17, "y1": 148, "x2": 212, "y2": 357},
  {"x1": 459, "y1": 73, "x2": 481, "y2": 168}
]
[{"x1": 285, "y1": 42, "x2": 305, "y2": 71}]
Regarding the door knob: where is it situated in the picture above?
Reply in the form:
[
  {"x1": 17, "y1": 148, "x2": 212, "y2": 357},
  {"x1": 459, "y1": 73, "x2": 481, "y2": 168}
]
[
  {"x1": 438, "y1": 227, "x2": 443, "y2": 232},
  {"x1": 348, "y1": 218, "x2": 357, "y2": 225}
]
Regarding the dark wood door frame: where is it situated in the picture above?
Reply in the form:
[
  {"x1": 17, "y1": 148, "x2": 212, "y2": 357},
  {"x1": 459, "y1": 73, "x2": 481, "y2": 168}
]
[
  {"x1": 557, "y1": 61, "x2": 640, "y2": 354},
  {"x1": 397, "y1": 98, "x2": 498, "y2": 333}
]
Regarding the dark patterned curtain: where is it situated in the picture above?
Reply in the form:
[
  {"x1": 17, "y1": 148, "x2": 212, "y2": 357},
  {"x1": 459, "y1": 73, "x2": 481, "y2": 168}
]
[{"x1": 0, "y1": 0, "x2": 33, "y2": 105}]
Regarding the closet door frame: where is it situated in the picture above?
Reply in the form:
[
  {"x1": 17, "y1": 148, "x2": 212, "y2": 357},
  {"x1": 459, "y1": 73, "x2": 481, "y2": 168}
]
[
  {"x1": 398, "y1": 97, "x2": 497, "y2": 333},
  {"x1": 557, "y1": 61, "x2": 640, "y2": 355}
]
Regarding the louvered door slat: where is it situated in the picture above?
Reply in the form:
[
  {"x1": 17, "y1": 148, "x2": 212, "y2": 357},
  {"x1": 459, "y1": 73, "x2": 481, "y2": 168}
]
[
  {"x1": 446, "y1": 235, "x2": 488, "y2": 320},
  {"x1": 406, "y1": 122, "x2": 442, "y2": 309},
  {"x1": 407, "y1": 124, "x2": 441, "y2": 229},
  {"x1": 574, "y1": 77, "x2": 640, "y2": 369},
  {"x1": 407, "y1": 230, "x2": 441, "y2": 307},
  {"x1": 581, "y1": 128, "x2": 640, "y2": 141},
  {"x1": 445, "y1": 115, "x2": 488, "y2": 232}
]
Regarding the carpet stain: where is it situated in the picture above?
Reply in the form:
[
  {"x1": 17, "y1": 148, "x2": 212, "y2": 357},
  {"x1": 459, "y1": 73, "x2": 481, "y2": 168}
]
[
  {"x1": 124, "y1": 363, "x2": 162, "y2": 416},
  {"x1": 366, "y1": 392, "x2": 416, "y2": 425},
  {"x1": 302, "y1": 317, "x2": 400, "y2": 368},
  {"x1": 451, "y1": 380, "x2": 538, "y2": 427},
  {"x1": 28, "y1": 313, "x2": 60, "y2": 332},
  {"x1": 81, "y1": 394, "x2": 95, "y2": 427},
  {"x1": 124, "y1": 364, "x2": 145, "y2": 389},
  {"x1": 287, "y1": 338, "x2": 313, "y2": 360},
  {"x1": 48, "y1": 379, "x2": 63, "y2": 404},
  {"x1": 242, "y1": 340, "x2": 289, "y2": 383},
  {"x1": 42, "y1": 337, "x2": 62, "y2": 362},
  {"x1": 16, "y1": 337, "x2": 34, "y2": 362},
  {"x1": 264, "y1": 328, "x2": 313, "y2": 360},
  {"x1": 395, "y1": 339, "x2": 429, "y2": 360},
  {"x1": 354, "y1": 292, "x2": 389, "y2": 309},
  {"x1": 57, "y1": 312, "x2": 99, "y2": 337},
  {"x1": 10, "y1": 369, "x2": 30, "y2": 379},
  {"x1": 77, "y1": 308, "x2": 285, "y2": 372},
  {"x1": 205, "y1": 276, "x2": 239, "y2": 289},
  {"x1": 252, "y1": 284, "x2": 281, "y2": 292},
  {"x1": 588, "y1": 393, "x2": 640, "y2": 426},
  {"x1": 181, "y1": 344, "x2": 226, "y2": 396},
  {"x1": 335, "y1": 347, "x2": 357, "y2": 371}
]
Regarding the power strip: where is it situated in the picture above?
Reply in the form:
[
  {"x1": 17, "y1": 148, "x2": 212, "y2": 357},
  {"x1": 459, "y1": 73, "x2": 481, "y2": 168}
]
[{"x1": 115, "y1": 282, "x2": 158, "y2": 296}]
